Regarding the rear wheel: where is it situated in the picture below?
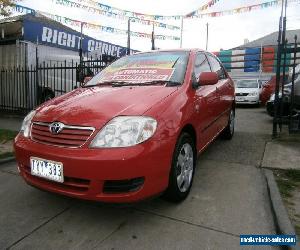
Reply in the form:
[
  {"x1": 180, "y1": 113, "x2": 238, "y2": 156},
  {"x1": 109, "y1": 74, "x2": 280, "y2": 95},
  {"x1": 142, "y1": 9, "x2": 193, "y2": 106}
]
[
  {"x1": 220, "y1": 108, "x2": 235, "y2": 140},
  {"x1": 163, "y1": 133, "x2": 196, "y2": 202}
]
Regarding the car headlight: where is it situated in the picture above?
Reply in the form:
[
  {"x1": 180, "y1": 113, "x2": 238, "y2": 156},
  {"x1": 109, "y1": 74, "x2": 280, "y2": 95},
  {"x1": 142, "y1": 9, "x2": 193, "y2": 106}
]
[
  {"x1": 90, "y1": 116, "x2": 157, "y2": 148},
  {"x1": 248, "y1": 92, "x2": 258, "y2": 96},
  {"x1": 269, "y1": 92, "x2": 282, "y2": 101},
  {"x1": 20, "y1": 110, "x2": 36, "y2": 137}
]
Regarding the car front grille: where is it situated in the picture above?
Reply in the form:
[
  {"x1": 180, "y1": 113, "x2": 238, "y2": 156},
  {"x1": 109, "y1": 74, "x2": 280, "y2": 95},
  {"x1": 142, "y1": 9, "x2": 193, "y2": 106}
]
[
  {"x1": 31, "y1": 122, "x2": 94, "y2": 148},
  {"x1": 236, "y1": 93, "x2": 248, "y2": 96}
]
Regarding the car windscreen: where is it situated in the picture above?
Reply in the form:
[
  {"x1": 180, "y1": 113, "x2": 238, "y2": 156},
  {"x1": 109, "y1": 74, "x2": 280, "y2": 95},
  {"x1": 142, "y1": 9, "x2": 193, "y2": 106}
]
[
  {"x1": 236, "y1": 80, "x2": 259, "y2": 88},
  {"x1": 85, "y1": 51, "x2": 189, "y2": 86}
]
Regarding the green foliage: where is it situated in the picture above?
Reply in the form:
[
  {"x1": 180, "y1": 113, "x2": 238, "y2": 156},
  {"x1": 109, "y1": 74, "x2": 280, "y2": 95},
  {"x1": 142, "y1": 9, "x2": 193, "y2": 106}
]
[
  {"x1": 0, "y1": 0, "x2": 17, "y2": 17},
  {"x1": 274, "y1": 170, "x2": 300, "y2": 198},
  {"x1": 0, "y1": 129, "x2": 18, "y2": 142},
  {"x1": 0, "y1": 151, "x2": 14, "y2": 159}
]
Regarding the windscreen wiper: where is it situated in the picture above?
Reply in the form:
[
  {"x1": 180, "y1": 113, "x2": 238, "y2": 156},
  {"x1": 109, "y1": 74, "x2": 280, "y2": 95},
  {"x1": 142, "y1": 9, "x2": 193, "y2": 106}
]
[
  {"x1": 139, "y1": 80, "x2": 182, "y2": 86},
  {"x1": 86, "y1": 80, "x2": 182, "y2": 87},
  {"x1": 111, "y1": 81, "x2": 168, "y2": 87},
  {"x1": 83, "y1": 81, "x2": 114, "y2": 88},
  {"x1": 111, "y1": 80, "x2": 182, "y2": 87}
]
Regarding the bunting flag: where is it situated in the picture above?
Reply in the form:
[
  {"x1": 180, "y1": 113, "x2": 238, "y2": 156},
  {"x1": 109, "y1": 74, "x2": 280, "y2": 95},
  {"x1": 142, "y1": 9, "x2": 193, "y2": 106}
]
[
  {"x1": 13, "y1": 5, "x2": 36, "y2": 15},
  {"x1": 13, "y1": 5, "x2": 180, "y2": 41},
  {"x1": 52, "y1": 0, "x2": 180, "y2": 30},
  {"x1": 185, "y1": 0, "x2": 300, "y2": 19},
  {"x1": 185, "y1": 0, "x2": 222, "y2": 18},
  {"x1": 78, "y1": 0, "x2": 182, "y2": 20}
]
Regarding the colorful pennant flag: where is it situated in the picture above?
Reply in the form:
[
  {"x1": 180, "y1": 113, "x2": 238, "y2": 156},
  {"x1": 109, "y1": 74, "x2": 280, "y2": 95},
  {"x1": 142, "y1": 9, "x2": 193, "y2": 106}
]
[
  {"x1": 185, "y1": 0, "x2": 222, "y2": 17},
  {"x1": 13, "y1": 5, "x2": 180, "y2": 41},
  {"x1": 185, "y1": 0, "x2": 300, "y2": 18},
  {"x1": 52, "y1": 0, "x2": 180, "y2": 30},
  {"x1": 78, "y1": 0, "x2": 182, "y2": 20}
]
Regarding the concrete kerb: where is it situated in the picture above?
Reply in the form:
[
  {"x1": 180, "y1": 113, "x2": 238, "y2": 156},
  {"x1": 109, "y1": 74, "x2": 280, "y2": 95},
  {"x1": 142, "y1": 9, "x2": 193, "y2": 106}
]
[
  {"x1": 0, "y1": 157, "x2": 15, "y2": 165},
  {"x1": 264, "y1": 169, "x2": 299, "y2": 250}
]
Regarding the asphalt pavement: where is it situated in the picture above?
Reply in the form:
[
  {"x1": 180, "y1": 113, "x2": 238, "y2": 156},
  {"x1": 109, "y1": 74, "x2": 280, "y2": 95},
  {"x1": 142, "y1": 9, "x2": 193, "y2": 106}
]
[{"x1": 0, "y1": 107, "x2": 281, "y2": 250}]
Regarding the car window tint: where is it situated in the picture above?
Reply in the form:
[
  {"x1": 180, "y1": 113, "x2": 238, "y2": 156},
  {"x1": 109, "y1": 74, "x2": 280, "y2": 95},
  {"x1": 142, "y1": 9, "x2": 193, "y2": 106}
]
[
  {"x1": 207, "y1": 54, "x2": 227, "y2": 80},
  {"x1": 193, "y1": 53, "x2": 211, "y2": 82}
]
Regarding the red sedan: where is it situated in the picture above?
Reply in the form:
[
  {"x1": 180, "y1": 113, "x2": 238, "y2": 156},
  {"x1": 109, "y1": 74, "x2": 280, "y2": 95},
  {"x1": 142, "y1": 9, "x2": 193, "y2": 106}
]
[{"x1": 14, "y1": 49, "x2": 235, "y2": 203}]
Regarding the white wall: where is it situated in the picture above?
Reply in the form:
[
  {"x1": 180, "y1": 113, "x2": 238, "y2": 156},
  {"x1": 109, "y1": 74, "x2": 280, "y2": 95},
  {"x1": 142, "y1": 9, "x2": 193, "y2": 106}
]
[{"x1": 26, "y1": 42, "x2": 80, "y2": 66}]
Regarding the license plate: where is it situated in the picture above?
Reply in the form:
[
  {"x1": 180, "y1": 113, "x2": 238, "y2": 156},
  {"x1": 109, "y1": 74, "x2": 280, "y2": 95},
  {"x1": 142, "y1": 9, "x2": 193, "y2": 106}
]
[
  {"x1": 236, "y1": 97, "x2": 245, "y2": 102},
  {"x1": 30, "y1": 157, "x2": 64, "y2": 183}
]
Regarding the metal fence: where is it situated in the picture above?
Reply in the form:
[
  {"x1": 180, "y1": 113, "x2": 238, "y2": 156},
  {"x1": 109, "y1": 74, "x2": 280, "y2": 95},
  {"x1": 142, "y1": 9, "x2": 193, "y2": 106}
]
[
  {"x1": 273, "y1": 35, "x2": 300, "y2": 134},
  {"x1": 0, "y1": 55, "x2": 116, "y2": 114}
]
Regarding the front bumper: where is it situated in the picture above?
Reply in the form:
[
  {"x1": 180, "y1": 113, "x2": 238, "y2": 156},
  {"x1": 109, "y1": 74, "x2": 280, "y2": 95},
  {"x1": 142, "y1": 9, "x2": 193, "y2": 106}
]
[
  {"x1": 14, "y1": 134, "x2": 175, "y2": 203},
  {"x1": 266, "y1": 100, "x2": 290, "y2": 117},
  {"x1": 235, "y1": 95, "x2": 260, "y2": 104}
]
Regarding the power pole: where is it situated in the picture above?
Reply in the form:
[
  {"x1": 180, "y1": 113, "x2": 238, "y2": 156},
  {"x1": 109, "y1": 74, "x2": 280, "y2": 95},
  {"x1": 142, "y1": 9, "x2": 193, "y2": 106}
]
[
  {"x1": 79, "y1": 22, "x2": 84, "y2": 63},
  {"x1": 206, "y1": 22, "x2": 209, "y2": 51},
  {"x1": 180, "y1": 16, "x2": 183, "y2": 48},
  {"x1": 273, "y1": 0, "x2": 287, "y2": 138},
  {"x1": 127, "y1": 19, "x2": 131, "y2": 55},
  {"x1": 151, "y1": 22, "x2": 155, "y2": 50}
]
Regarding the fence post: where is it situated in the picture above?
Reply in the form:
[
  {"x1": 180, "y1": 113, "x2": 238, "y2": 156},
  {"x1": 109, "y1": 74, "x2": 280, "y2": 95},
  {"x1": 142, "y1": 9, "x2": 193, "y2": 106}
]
[
  {"x1": 289, "y1": 35, "x2": 298, "y2": 132},
  {"x1": 35, "y1": 45, "x2": 39, "y2": 107}
]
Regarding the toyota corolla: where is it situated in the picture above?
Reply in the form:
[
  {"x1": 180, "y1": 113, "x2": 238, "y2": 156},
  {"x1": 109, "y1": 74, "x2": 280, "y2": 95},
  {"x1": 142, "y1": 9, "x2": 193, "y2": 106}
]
[{"x1": 14, "y1": 49, "x2": 235, "y2": 203}]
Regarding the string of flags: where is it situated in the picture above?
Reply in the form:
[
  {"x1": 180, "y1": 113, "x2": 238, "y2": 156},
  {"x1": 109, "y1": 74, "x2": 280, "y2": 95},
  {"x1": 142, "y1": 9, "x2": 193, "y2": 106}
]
[
  {"x1": 12, "y1": 0, "x2": 300, "y2": 43},
  {"x1": 13, "y1": 0, "x2": 300, "y2": 23},
  {"x1": 77, "y1": 0, "x2": 182, "y2": 20},
  {"x1": 14, "y1": 5, "x2": 181, "y2": 41},
  {"x1": 78, "y1": 0, "x2": 222, "y2": 20},
  {"x1": 52, "y1": 0, "x2": 181, "y2": 30},
  {"x1": 185, "y1": 0, "x2": 300, "y2": 18},
  {"x1": 185, "y1": 0, "x2": 221, "y2": 18},
  {"x1": 72, "y1": 0, "x2": 300, "y2": 20}
]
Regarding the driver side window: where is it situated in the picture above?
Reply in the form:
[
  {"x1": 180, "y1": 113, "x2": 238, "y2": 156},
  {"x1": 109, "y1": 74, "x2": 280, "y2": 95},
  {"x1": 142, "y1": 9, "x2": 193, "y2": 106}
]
[
  {"x1": 193, "y1": 53, "x2": 211, "y2": 83},
  {"x1": 207, "y1": 54, "x2": 227, "y2": 80}
]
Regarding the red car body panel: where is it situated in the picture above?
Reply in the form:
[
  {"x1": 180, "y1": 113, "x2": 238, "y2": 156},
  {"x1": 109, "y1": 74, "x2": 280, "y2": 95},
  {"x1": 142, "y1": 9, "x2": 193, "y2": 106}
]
[
  {"x1": 14, "y1": 49, "x2": 235, "y2": 203},
  {"x1": 260, "y1": 75, "x2": 283, "y2": 105}
]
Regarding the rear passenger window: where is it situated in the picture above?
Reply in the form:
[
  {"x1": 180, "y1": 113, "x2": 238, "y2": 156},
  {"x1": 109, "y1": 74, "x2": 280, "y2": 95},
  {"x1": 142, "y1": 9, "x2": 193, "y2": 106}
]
[
  {"x1": 207, "y1": 54, "x2": 227, "y2": 80},
  {"x1": 193, "y1": 53, "x2": 211, "y2": 82}
]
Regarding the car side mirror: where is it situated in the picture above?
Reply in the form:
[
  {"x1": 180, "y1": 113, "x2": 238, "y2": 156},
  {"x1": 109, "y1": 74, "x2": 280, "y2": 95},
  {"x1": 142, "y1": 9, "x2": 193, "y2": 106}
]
[
  {"x1": 199, "y1": 72, "x2": 219, "y2": 86},
  {"x1": 84, "y1": 76, "x2": 92, "y2": 84},
  {"x1": 80, "y1": 76, "x2": 92, "y2": 87}
]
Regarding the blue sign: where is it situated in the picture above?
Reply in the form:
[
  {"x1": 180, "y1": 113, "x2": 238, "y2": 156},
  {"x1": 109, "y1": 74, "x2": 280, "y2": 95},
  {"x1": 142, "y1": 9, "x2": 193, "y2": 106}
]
[
  {"x1": 240, "y1": 235, "x2": 297, "y2": 246},
  {"x1": 23, "y1": 18, "x2": 136, "y2": 57}
]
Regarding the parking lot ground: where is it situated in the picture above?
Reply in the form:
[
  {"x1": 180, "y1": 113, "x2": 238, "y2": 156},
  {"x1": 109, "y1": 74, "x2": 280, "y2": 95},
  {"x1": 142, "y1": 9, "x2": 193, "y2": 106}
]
[
  {"x1": 0, "y1": 107, "x2": 281, "y2": 250},
  {"x1": 262, "y1": 141, "x2": 300, "y2": 170},
  {"x1": 0, "y1": 116, "x2": 22, "y2": 132}
]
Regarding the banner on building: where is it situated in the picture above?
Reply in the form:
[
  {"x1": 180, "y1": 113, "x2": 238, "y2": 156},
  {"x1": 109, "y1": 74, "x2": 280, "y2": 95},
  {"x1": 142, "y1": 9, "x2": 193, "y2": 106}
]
[{"x1": 23, "y1": 19, "x2": 137, "y2": 57}]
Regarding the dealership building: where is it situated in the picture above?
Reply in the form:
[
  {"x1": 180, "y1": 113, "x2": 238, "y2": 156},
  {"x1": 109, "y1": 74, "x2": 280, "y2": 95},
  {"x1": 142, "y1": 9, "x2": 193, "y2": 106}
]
[
  {"x1": 0, "y1": 13, "x2": 136, "y2": 68},
  {"x1": 214, "y1": 29, "x2": 300, "y2": 80},
  {"x1": 0, "y1": 13, "x2": 138, "y2": 113}
]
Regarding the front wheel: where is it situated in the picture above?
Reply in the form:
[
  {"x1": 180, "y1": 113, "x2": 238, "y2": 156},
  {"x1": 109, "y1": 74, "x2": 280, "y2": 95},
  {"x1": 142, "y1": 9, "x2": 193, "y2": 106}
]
[
  {"x1": 220, "y1": 108, "x2": 235, "y2": 140},
  {"x1": 163, "y1": 133, "x2": 196, "y2": 202}
]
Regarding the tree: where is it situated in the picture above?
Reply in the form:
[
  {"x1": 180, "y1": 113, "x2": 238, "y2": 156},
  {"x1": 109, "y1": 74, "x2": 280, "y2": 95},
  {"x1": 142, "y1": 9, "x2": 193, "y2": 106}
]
[{"x1": 0, "y1": 0, "x2": 17, "y2": 17}]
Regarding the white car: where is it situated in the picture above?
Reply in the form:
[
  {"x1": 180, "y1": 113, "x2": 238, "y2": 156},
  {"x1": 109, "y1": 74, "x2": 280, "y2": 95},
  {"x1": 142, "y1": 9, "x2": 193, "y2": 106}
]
[{"x1": 235, "y1": 79, "x2": 261, "y2": 105}]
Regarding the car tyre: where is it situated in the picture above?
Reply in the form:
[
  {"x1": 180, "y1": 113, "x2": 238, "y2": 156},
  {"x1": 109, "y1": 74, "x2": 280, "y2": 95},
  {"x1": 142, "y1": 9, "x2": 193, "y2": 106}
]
[
  {"x1": 220, "y1": 108, "x2": 235, "y2": 140},
  {"x1": 163, "y1": 132, "x2": 196, "y2": 203}
]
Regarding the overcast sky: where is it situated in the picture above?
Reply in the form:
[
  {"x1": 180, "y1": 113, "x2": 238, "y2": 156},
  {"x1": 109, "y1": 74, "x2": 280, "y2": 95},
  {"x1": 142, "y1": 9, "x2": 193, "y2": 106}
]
[{"x1": 12, "y1": 0, "x2": 300, "y2": 51}]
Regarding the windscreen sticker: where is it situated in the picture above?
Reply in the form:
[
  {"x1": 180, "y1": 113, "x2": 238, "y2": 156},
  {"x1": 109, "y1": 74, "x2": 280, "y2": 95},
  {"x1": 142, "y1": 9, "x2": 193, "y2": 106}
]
[
  {"x1": 101, "y1": 68, "x2": 175, "y2": 82},
  {"x1": 126, "y1": 61, "x2": 175, "y2": 69},
  {"x1": 102, "y1": 55, "x2": 180, "y2": 74}
]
